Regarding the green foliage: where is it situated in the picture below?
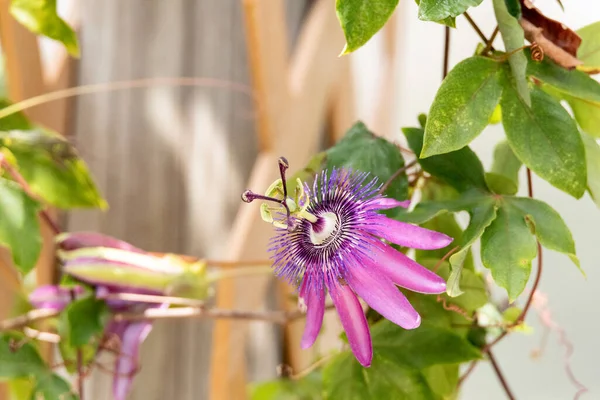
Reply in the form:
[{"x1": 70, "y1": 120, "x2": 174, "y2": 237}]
[
  {"x1": 506, "y1": 197, "x2": 580, "y2": 270},
  {"x1": 481, "y1": 202, "x2": 537, "y2": 300},
  {"x1": 323, "y1": 320, "x2": 481, "y2": 399},
  {"x1": 327, "y1": 121, "x2": 408, "y2": 200},
  {"x1": 0, "y1": 130, "x2": 107, "y2": 208},
  {"x1": 403, "y1": 127, "x2": 488, "y2": 192},
  {"x1": 417, "y1": 0, "x2": 483, "y2": 22},
  {"x1": 0, "y1": 99, "x2": 32, "y2": 131},
  {"x1": 503, "y1": 0, "x2": 521, "y2": 18},
  {"x1": 0, "y1": 177, "x2": 42, "y2": 275},
  {"x1": 10, "y1": 0, "x2": 80, "y2": 57},
  {"x1": 336, "y1": 0, "x2": 399, "y2": 54},
  {"x1": 582, "y1": 132, "x2": 600, "y2": 207},
  {"x1": 250, "y1": 372, "x2": 322, "y2": 400},
  {"x1": 577, "y1": 21, "x2": 600, "y2": 73},
  {"x1": 422, "y1": 57, "x2": 503, "y2": 156},
  {"x1": 57, "y1": 295, "x2": 109, "y2": 373},
  {"x1": 0, "y1": 334, "x2": 77, "y2": 399},
  {"x1": 493, "y1": 0, "x2": 530, "y2": 105},
  {"x1": 490, "y1": 140, "x2": 521, "y2": 191},
  {"x1": 500, "y1": 83, "x2": 587, "y2": 198},
  {"x1": 447, "y1": 198, "x2": 497, "y2": 297}
]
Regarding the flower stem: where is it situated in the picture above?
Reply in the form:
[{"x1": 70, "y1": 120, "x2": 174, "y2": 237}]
[
  {"x1": 443, "y1": 26, "x2": 451, "y2": 79},
  {"x1": 207, "y1": 265, "x2": 273, "y2": 282},
  {"x1": 379, "y1": 159, "x2": 418, "y2": 195},
  {"x1": 487, "y1": 349, "x2": 516, "y2": 400}
]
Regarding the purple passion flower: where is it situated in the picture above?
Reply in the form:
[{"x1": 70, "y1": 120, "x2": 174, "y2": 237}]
[{"x1": 243, "y1": 159, "x2": 452, "y2": 367}]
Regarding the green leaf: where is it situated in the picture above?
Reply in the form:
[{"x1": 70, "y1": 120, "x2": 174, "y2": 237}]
[
  {"x1": 403, "y1": 127, "x2": 488, "y2": 192},
  {"x1": 0, "y1": 334, "x2": 77, "y2": 399},
  {"x1": 250, "y1": 372, "x2": 322, "y2": 400},
  {"x1": 481, "y1": 203, "x2": 537, "y2": 300},
  {"x1": 10, "y1": 0, "x2": 79, "y2": 57},
  {"x1": 485, "y1": 172, "x2": 517, "y2": 195},
  {"x1": 493, "y1": 0, "x2": 530, "y2": 105},
  {"x1": 34, "y1": 373, "x2": 78, "y2": 400},
  {"x1": 327, "y1": 121, "x2": 407, "y2": 199},
  {"x1": 0, "y1": 178, "x2": 42, "y2": 275},
  {"x1": 447, "y1": 198, "x2": 497, "y2": 297},
  {"x1": 371, "y1": 322, "x2": 482, "y2": 369},
  {"x1": 418, "y1": 0, "x2": 483, "y2": 21},
  {"x1": 323, "y1": 321, "x2": 481, "y2": 400},
  {"x1": 577, "y1": 21, "x2": 600, "y2": 73},
  {"x1": 0, "y1": 334, "x2": 45, "y2": 377},
  {"x1": 582, "y1": 132, "x2": 600, "y2": 208},
  {"x1": 503, "y1": 0, "x2": 521, "y2": 18},
  {"x1": 569, "y1": 97, "x2": 600, "y2": 138},
  {"x1": 0, "y1": 99, "x2": 32, "y2": 131},
  {"x1": 500, "y1": 84, "x2": 587, "y2": 198},
  {"x1": 422, "y1": 364, "x2": 459, "y2": 399},
  {"x1": 336, "y1": 0, "x2": 399, "y2": 54},
  {"x1": 1, "y1": 130, "x2": 107, "y2": 209},
  {"x1": 422, "y1": 57, "x2": 503, "y2": 156},
  {"x1": 61, "y1": 296, "x2": 108, "y2": 347},
  {"x1": 491, "y1": 140, "x2": 521, "y2": 187},
  {"x1": 527, "y1": 54, "x2": 600, "y2": 103},
  {"x1": 506, "y1": 197, "x2": 580, "y2": 270}
]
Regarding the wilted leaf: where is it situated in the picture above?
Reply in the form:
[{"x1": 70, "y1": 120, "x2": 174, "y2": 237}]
[
  {"x1": 336, "y1": 0, "x2": 399, "y2": 54},
  {"x1": 10, "y1": 0, "x2": 80, "y2": 57},
  {"x1": 500, "y1": 82, "x2": 587, "y2": 198},
  {"x1": 422, "y1": 57, "x2": 503, "y2": 156},
  {"x1": 519, "y1": 0, "x2": 582, "y2": 69},
  {"x1": 0, "y1": 177, "x2": 42, "y2": 275}
]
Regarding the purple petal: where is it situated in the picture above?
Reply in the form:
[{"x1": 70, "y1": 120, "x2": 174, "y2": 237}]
[
  {"x1": 327, "y1": 280, "x2": 372, "y2": 367},
  {"x1": 369, "y1": 198, "x2": 410, "y2": 210},
  {"x1": 369, "y1": 241, "x2": 446, "y2": 294},
  {"x1": 345, "y1": 262, "x2": 421, "y2": 330},
  {"x1": 29, "y1": 285, "x2": 84, "y2": 311},
  {"x1": 365, "y1": 216, "x2": 453, "y2": 250},
  {"x1": 298, "y1": 276, "x2": 325, "y2": 349},
  {"x1": 57, "y1": 232, "x2": 145, "y2": 253},
  {"x1": 111, "y1": 321, "x2": 152, "y2": 400}
]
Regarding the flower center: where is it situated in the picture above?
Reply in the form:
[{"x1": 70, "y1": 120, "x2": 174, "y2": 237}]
[{"x1": 309, "y1": 212, "x2": 340, "y2": 246}]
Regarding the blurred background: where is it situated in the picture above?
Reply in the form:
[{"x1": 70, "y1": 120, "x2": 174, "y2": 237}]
[{"x1": 0, "y1": 0, "x2": 598, "y2": 399}]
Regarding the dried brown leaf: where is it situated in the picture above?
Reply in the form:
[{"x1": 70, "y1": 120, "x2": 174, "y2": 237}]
[{"x1": 519, "y1": 0, "x2": 583, "y2": 69}]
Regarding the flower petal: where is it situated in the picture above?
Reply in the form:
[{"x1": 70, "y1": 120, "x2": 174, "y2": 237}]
[
  {"x1": 28, "y1": 285, "x2": 84, "y2": 310},
  {"x1": 299, "y1": 276, "x2": 325, "y2": 349},
  {"x1": 369, "y1": 198, "x2": 410, "y2": 210},
  {"x1": 111, "y1": 321, "x2": 152, "y2": 400},
  {"x1": 57, "y1": 232, "x2": 145, "y2": 253},
  {"x1": 345, "y1": 261, "x2": 421, "y2": 330},
  {"x1": 327, "y1": 280, "x2": 372, "y2": 367},
  {"x1": 369, "y1": 241, "x2": 446, "y2": 294},
  {"x1": 366, "y1": 216, "x2": 453, "y2": 250}
]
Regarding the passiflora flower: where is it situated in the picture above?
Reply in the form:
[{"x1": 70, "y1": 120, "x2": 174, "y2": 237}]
[{"x1": 242, "y1": 158, "x2": 452, "y2": 367}]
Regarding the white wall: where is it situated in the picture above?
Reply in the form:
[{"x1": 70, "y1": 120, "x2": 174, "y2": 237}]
[{"x1": 352, "y1": 1, "x2": 600, "y2": 398}]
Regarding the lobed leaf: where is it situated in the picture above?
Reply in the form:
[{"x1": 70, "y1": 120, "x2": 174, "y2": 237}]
[
  {"x1": 418, "y1": 0, "x2": 484, "y2": 22},
  {"x1": 576, "y1": 21, "x2": 600, "y2": 73},
  {"x1": 581, "y1": 132, "x2": 600, "y2": 208}
]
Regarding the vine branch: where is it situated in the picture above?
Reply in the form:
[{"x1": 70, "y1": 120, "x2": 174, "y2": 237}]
[{"x1": 487, "y1": 349, "x2": 516, "y2": 400}]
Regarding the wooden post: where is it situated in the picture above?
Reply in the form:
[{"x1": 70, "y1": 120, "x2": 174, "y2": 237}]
[{"x1": 209, "y1": 0, "x2": 353, "y2": 398}]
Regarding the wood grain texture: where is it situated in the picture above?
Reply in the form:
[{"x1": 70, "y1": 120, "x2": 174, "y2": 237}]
[{"x1": 67, "y1": 1, "x2": 308, "y2": 399}]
